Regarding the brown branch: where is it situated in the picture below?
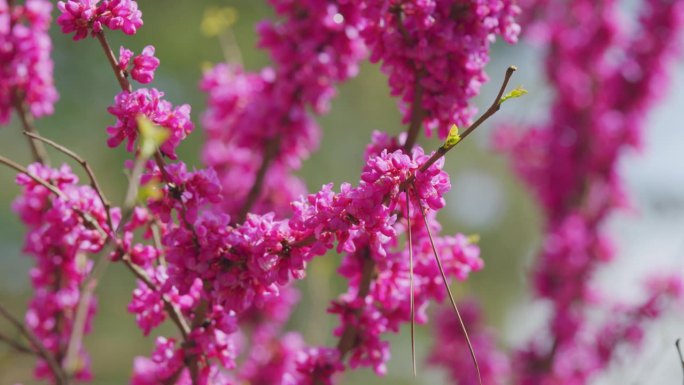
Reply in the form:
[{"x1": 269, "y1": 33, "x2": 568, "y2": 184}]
[
  {"x1": 237, "y1": 136, "x2": 280, "y2": 223},
  {"x1": 0, "y1": 303, "x2": 67, "y2": 385},
  {"x1": 0, "y1": 155, "x2": 66, "y2": 198},
  {"x1": 0, "y1": 330, "x2": 36, "y2": 355},
  {"x1": 95, "y1": 31, "x2": 132, "y2": 92},
  {"x1": 402, "y1": 79, "x2": 425, "y2": 151},
  {"x1": 13, "y1": 93, "x2": 49, "y2": 165}
]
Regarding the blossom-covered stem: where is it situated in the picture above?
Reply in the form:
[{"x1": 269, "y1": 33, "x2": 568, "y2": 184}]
[
  {"x1": 13, "y1": 94, "x2": 49, "y2": 164},
  {"x1": 95, "y1": 31, "x2": 132, "y2": 92},
  {"x1": 400, "y1": 66, "x2": 517, "y2": 190},
  {"x1": 237, "y1": 136, "x2": 280, "y2": 223},
  {"x1": 0, "y1": 329, "x2": 36, "y2": 355},
  {"x1": 0, "y1": 155, "x2": 191, "y2": 341},
  {"x1": 406, "y1": 190, "x2": 416, "y2": 376},
  {"x1": 337, "y1": 249, "x2": 375, "y2": 355},
  {"x1": 6, "y1": 0, "x2": 50, "y2": 165},
  {"x1": 0, "y1": 302, "x2": 67, "y2": 384},
  {"x1": 187, "y1": 298, "x2": 210, "y2": 385},
  {"x1": 24, "y1": 132, "x2": 114, "y2": 231}
]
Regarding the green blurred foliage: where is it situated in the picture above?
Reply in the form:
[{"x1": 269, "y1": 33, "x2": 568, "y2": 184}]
[{"x1": 0, "y1": 2, "x2": 540, "y2": 384}]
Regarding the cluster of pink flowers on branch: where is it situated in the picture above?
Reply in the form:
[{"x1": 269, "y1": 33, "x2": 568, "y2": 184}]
[
  {"x1": 0, "y1": 0, "x2": 532, "y2": 385},
  {"x1": 56, "y1": 0, "x2": 142, "y2": 40},
  {"x1": 13, "y1": 163, "x2": 119, "y2": 381},
  {"x1": 0, "y1": 0, "x2": 58, "y2": 123},
  {"x1": 428, "y1": 0, "x2": 684, "y2": 385},
  {"x1": 361, "y1": 0, "x2": 521, "y2": 139}
]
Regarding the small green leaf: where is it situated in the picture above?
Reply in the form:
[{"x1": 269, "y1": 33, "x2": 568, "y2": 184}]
[
  {"x1": 444, "y1": 124, "x2": 461, "y2": 149},
  {"x1": 137, "y1": 115, "x2": 169, "y2": 158},
  {"x1": 137, "y1": 177, "x2": 163, "y2": 202},
  {"x1": 467, "y1": 234, "x2": 480, "y2": 244},
  {"x1": 499, "y1": 86, "x2": 528, "y2": 105}
]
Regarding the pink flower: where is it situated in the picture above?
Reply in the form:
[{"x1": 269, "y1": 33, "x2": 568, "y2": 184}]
[{"x1": 131, "y1": 45, "x2": 160, "y2": 84}]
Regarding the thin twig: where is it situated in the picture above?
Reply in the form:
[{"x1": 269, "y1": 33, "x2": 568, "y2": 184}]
[
  {"x1": 0, "y1": 330, "x2": 36, "y2": 355},
  {"x1": 23, "y1": 132, "x2": 114, "y2": 231},
  {"x1": 414, "y1": 185, "x2": 482, "y2": 385},
  {"x1": 0, "y1": 155, "x2": 66, "y2": 198},
  {"x1": 13, "y1": 93, "x2": 49, "y2": 164},
  {"x1": 676, "y1": 339, "x2": 684, "y2": 385},
  {"x1": 0, "y1": 303, "x2": 67, "y2": 385}
]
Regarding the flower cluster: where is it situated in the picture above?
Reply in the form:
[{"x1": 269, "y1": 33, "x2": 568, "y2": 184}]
[
  {"x1": 489, "y1": 0, "x2": 684, "y2": 383},
  {"x1": 429, "y1": 301, "x2": 510, "y2": 385},
  {"x1": 361, "y1": 0, "x2": 520, "y2": 138},
  {"x1": 118, "y1": 45, "x2": 160, "y2": 84},
  {"x1": 57, "y1": 0, "x2": 143, "y2": 40},
  {"x1": 200, "y1": 0, "x2": 367, "y2": 217},
  {"x1": 290, "y1": 140, "x2": 483, "y2": 377},
  {"x1": 0, "y1": 0, "x2": 58, "y2": 124},
  {"x1": 13, "y1": 163, "x2": 119, "y2": 381},
  {"x1": 106, "y1": 88, "x2": 193, "y2": 159}
]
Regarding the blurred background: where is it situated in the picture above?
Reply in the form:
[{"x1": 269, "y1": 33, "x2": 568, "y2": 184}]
[{"x1": 1, "y1": 1, "x2": 683, "y2": 384}]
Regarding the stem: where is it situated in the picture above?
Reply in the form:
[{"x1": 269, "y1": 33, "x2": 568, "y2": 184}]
[
  {"x1": 237, "y1": 136, "x2": 280, "y2": 223},
  {"x1": 0, "y1": 330, "x2": 36, "y2": 355},
  {"x1": 186, "y1": 298, "x2": 209, "y2": 385},
  {"x1": 0, "y1": 155, "x2": 66, "y2": 198},
  {"x1": 676, "y1": 339, "x2": 684, "y2": 385},
  {"x1": 13, "y1": 93, "x2": 49, "y2": 165},
  {"x1": 95, "y1": 31, "x2": 132, "y2": 92},
  {"x1": 0, "y1": 303, "x2": 67, "y2": 385},
  {"x1": 334, "y1": 248, "x2": 375, "y2": 357}
]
